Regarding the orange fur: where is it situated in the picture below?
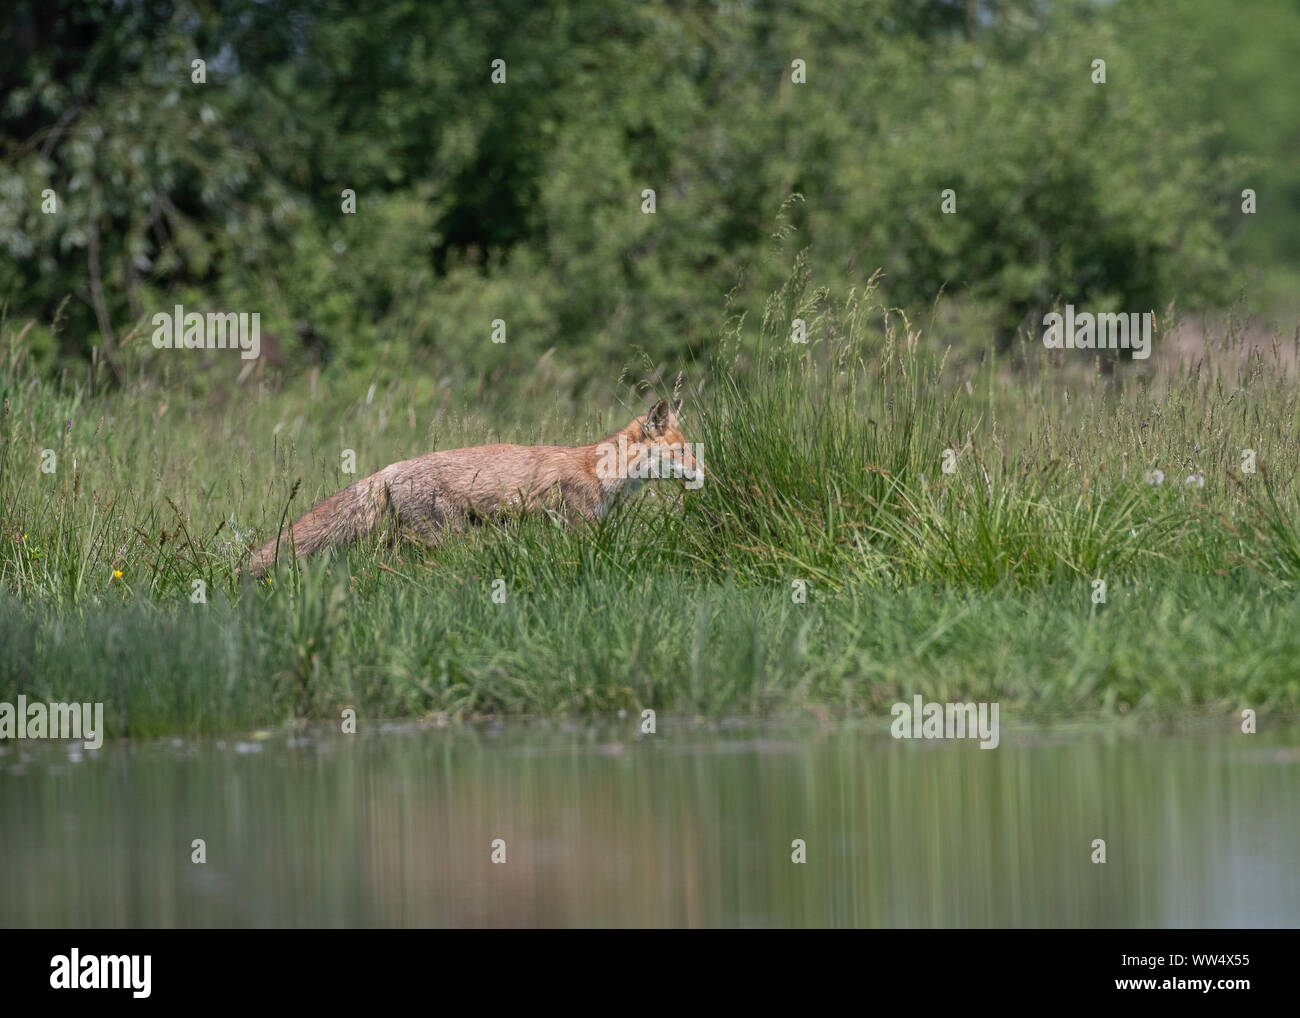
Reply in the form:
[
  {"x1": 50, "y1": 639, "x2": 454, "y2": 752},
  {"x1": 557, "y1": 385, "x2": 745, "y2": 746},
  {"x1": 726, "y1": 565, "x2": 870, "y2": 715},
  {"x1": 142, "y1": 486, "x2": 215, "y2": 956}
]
[{"x1": 245, "y1": 399, "x2": 700, "y2": 575}]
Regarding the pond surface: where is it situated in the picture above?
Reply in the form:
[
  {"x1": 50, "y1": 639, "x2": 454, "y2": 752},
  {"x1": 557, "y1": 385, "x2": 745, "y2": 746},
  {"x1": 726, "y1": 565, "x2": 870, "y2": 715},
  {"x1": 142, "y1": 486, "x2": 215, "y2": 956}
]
[{"x1": 2, "y1": 718, "x2": 1297, "y2": 927}]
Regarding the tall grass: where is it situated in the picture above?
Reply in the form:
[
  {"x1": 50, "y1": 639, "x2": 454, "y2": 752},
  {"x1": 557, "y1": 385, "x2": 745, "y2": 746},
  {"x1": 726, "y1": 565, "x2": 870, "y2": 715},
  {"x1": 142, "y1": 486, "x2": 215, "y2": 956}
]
[{"x1": 3, "y1": 262, "x2": 1299, "y2": 734}]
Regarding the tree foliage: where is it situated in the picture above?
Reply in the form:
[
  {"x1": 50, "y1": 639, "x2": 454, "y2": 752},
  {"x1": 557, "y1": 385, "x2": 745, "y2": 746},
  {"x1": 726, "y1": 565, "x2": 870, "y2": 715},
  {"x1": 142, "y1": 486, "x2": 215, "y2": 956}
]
[{"x1": 0, "y1": 0, "x2": 1289, "y2": 379}]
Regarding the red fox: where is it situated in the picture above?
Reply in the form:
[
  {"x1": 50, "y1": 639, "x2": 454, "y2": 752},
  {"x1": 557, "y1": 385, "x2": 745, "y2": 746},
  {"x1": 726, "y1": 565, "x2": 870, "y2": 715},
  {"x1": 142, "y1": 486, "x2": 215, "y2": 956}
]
[{"x1": 245, "y1": 399, "x2": 702, "y2": 575}]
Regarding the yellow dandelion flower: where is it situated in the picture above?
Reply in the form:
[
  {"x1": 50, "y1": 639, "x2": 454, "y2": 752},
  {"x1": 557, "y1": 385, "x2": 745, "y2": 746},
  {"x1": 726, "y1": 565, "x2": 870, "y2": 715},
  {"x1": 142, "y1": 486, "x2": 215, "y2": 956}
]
[{"x1": 113, "y1": 569, "x2": 123, "y2": 580}]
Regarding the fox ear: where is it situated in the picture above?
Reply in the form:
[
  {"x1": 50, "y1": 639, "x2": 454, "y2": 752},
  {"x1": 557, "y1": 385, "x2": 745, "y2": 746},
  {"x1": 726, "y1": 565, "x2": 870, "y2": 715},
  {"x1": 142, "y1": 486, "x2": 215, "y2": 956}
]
[{"x1": 644, "y1": 398, "x2": 674, "y2": 436}]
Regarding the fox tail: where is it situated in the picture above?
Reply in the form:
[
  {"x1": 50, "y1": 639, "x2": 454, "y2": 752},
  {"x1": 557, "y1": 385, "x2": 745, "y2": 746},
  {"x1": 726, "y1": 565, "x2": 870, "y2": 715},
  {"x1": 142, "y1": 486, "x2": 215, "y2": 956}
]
[{"x1": 245, "y1": 473, "x2": 391, "y2": 577}]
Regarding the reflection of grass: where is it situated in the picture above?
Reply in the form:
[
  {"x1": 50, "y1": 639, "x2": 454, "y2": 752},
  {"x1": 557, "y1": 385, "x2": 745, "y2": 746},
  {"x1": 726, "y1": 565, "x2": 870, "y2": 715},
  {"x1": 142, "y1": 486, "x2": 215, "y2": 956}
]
[
  {"x1": 4, "y1": 267, "x2": 1300, "y2": 732},
  {"x1": 9, "y1": 720, "x2": 1295, "y2": 927}
]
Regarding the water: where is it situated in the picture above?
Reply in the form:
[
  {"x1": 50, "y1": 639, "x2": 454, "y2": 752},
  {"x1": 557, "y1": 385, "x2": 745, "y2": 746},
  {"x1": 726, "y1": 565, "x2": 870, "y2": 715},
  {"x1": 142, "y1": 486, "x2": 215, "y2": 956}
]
[{"x1": 2, "y1": 719, "x2": 1297, "y2": 927}]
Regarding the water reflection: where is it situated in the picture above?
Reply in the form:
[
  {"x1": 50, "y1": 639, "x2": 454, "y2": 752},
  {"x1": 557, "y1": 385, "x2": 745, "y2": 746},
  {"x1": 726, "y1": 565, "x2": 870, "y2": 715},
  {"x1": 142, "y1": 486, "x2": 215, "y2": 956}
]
[{"x1": 2, "y1": 719, "x2": 1296, "y2": 927}]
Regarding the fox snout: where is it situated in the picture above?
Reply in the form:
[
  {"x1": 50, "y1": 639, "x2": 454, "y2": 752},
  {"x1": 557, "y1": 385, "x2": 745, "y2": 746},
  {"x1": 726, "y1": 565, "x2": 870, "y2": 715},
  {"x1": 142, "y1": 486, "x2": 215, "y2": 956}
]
[{"x1": 657, "y1": 442, "x2": 705, "y2": 485}]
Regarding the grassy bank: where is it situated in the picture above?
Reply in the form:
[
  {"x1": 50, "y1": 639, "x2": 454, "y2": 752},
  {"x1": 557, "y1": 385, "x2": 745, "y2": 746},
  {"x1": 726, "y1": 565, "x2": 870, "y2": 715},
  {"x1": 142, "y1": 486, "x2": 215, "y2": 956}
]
[
  {"x1": 3, "y1": 267, "x2": 1299, "y2": 735},
  {"x1": 2, "y1": 571, "x2": 1296, "y2": 737}
]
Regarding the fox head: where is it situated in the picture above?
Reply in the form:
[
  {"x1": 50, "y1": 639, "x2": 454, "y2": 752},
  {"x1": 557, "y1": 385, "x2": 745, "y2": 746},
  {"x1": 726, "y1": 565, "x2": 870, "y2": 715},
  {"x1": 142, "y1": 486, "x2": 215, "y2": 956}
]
[
  {"x1": 598, "y1": 398, "x2": 703, "y2": 489},
  {"x1": 639, "y1": 398, "x2": 702, "y2": 483}
]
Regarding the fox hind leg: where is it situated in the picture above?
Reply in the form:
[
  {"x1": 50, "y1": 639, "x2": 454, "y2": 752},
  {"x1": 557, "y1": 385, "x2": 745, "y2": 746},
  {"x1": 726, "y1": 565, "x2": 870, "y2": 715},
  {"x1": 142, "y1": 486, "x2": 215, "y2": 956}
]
[
  {"x1": 392, "y1": 495, "x2": 458, "y2": 547},
  {"x1": 397, "y1": 512, "x2": 444, "y2": 545}
]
